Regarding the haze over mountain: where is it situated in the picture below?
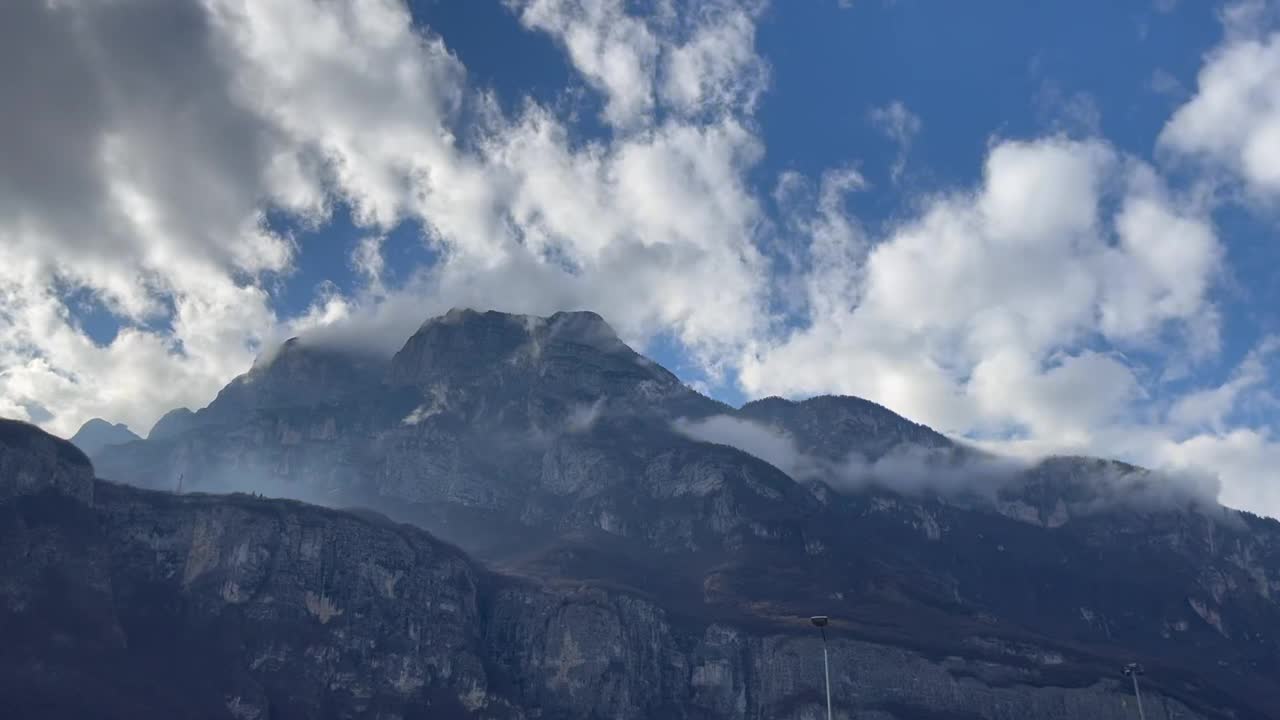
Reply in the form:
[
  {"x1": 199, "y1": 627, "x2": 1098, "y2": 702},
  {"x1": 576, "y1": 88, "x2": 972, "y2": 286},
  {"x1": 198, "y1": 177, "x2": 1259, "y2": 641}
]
[
  {"x1": 68, "y1": 419, "x2": 141, "y2": 457},
  {"x1": 6, "y1": 308, "x2": 1270, "y2": 719}
]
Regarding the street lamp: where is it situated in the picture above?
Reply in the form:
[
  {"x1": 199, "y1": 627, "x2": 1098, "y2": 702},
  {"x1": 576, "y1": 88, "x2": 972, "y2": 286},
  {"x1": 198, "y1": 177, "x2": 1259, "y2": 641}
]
[
  {"x1": 811, "y1": 616, "x2": 832, "y2": 720},
  {"x1": 1122, "y1": 663, "x2": 1146, "y2": 720}
]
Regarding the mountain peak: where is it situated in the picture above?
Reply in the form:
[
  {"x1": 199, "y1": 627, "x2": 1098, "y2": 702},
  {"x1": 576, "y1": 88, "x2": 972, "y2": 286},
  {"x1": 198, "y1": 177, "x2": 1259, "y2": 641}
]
[
  {"x1": 200, "y1": 337, "x2": 389, "y2": 423},
  {"x1": 147, "y1": 407, "x2": 197, "y2": 441},
  {"x1": 4, "y1": 418, "x2": 96, "y2": 505},
  {"x1": 428, "y1": 308, "x2": 622, "y2": 348},
  {"x1": 393, "y1": 309, "x2": 634, "y2": 382},
  {"x1": 69, "y1": 417, "x2": 141, "y2": 457},
  {"x1": 738, "y1": 393, "x2": 953, "y2": 462},
  {"x1": 388, "y1": 309, "x2": 714, "y2": 426}
]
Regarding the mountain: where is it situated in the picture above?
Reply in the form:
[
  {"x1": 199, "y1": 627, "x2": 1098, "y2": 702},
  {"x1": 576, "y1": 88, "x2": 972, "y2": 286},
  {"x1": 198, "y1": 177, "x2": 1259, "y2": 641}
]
[
  {"x1": 738, "y1": 394, "x2": 954, "y2": 462},
  {"x1": 68, "y1": 417, "x2": 141, "y2": 456},
  {"x1": 147, "y1": 407, "x2": 197, "y2": 441},
  {"x1": 19, "y1": 308, "x2": 1280, "y2": 718}
]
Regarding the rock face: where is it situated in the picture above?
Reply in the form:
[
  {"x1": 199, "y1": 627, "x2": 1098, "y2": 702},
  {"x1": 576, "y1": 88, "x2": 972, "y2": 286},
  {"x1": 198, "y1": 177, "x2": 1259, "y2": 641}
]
[
  {"x1": 25, "y1": 309, "x2": 1280, "y2": 718},
  {"x1": 0, "y1": 423, "x2": 1222, "y2": 720},
  {"x1": 2, "y1": 418, "x2": 95, "y2": 504},
  {"x1": 3, "y1": 420, "x2": 507, "y2": 719},
  {"x1": 68, "y1": 417, "x2": 142, "y2": 457}
]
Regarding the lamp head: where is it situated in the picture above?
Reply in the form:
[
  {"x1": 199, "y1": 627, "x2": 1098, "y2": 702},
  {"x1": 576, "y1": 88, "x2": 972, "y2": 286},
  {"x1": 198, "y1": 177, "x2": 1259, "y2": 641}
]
[{"x1": 810, "y1": 615, "x2": 829, "y2": 628}]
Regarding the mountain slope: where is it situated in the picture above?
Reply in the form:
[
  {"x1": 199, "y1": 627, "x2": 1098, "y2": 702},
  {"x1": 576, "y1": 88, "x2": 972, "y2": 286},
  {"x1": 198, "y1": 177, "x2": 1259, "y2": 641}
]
[
  {"x1": 76, "y1": 309, "x2": 1280, "y2": 718},
  {"x1": 3, "y1": 418, "x2": 1237, "y2": 720}
]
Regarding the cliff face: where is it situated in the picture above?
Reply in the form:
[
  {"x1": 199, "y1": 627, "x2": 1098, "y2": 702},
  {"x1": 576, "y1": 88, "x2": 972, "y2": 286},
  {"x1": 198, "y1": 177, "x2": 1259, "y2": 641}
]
[
  {"x1": 31, "y1": 309, "x2": 1280, "y2": 718},
  {"x1": 1, "y1": 418, "x2": 95, "y2": 504},
  {"x1": 3, "y1": 420, "x2": 512, "y2": 719},
  {"x1": 0, "y1": 424, "x2": 1213, "y2": 719}
]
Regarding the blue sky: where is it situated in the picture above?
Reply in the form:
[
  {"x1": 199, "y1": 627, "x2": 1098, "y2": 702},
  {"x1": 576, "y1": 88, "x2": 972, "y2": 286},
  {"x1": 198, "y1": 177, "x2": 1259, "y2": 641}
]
[{"x1": 4, "y1": 0, "x2": 1280, "y2": 516}]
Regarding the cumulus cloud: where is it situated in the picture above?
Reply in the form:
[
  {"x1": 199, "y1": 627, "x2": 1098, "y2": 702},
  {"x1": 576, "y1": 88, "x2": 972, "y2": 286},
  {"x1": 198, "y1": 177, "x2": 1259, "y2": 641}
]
[
  {"x1": 0, "y1": 0, "x2": 302, "y2": 436},
  {"x1": 1155, "y1": 428, "x2": 1280, "y2": 518},
  {"x1": 1160, "y1": 5, "x2": 1280, "y2": 201},
  {"x1": 511, "y1": 0, "x2": 768, "y2": 128},
  {"x1": 742, "y1": 138, "x2": 1222, "y2": 443}
]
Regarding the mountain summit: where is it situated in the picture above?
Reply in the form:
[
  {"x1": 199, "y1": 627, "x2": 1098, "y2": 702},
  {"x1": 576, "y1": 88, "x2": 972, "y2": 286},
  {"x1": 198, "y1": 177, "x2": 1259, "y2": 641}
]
[{"x1": 68, "y1": 417, "x2": 141, "y2": 456}]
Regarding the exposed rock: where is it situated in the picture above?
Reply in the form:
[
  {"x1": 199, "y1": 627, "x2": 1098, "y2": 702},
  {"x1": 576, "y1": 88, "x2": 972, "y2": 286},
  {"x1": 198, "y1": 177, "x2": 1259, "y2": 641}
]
[{"x1": 1, "y1": 418, "x2": 95, "y2": 505}]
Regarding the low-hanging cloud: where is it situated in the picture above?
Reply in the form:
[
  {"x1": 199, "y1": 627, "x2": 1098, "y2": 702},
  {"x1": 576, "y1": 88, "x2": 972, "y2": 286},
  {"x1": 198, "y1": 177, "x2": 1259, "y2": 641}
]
[
  {"x1": 673, "y1": 414, "x2": 820, "y2": 480},
  {"x1": 674, "y1": 413, "x2": 1224, "y2": 515},
  {"x1": 673, "y1": 414, "x2": 1025, "y2": 496}
]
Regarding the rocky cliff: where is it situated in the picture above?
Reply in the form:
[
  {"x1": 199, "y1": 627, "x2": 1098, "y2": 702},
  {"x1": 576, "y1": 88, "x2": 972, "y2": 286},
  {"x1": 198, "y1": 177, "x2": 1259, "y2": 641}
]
[
  {"x1": 3, "y1": 420, "x2": 1225, "y2": 719},
  {"x1": 21, "y1": 309, "x2": 1280, "y2": 718}
]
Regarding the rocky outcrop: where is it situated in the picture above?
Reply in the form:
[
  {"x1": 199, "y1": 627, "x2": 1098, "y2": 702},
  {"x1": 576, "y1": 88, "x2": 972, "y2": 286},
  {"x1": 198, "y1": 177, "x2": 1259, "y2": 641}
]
[{"x1": 2, "y1": 418, "x2": 95, "y2": 505}]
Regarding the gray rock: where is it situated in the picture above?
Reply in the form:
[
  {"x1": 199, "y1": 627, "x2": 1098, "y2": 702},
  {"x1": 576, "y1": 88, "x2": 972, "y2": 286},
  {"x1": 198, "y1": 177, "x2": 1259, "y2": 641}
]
[{"x1": 2, "y1": 418, "x2": 95, "y2": 505}]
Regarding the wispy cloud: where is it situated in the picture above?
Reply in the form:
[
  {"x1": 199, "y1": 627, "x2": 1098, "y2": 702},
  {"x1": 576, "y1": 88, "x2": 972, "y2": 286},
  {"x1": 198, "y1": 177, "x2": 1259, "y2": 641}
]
[{"x1": 868, "y1": 100, "x2": 920, "y2": 183}]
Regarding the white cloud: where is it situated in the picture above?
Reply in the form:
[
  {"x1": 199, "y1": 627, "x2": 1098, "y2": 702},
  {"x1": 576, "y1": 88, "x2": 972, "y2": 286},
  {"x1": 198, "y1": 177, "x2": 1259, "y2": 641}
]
[
  {"x1": 1155, "y1": 428, "x2": 1280, "y2": 518},
  {"x1": 511, "y1": 0, "x2": 767, "y2": 129},
  {"x1": 869, "y1": 100, "x2": 920, "y2": 182},
  {"x1": 351, "y1": 236, "x2": 387, "y2": 293},
  {"x1": 660, "y1": 1, "x2": 769, "y2": 116},
  {"x1": 674, "y1": 413, "x2": 1028, "y2": 496},
  {"x1": 1168, "y1": 336, "x2": 1279, "y2": 432},
  {"x1": 1160, "y1": 15, "x2": 1280, "y2": 200},
  {"x1": 513, "y1": 0, "x2": 660, "y2": 129},
  {"x1": 0, "y1": 0, "x2": 296, "y2": 436},
  {"x1": 742, "y1": 138, "x2": 1223, "y2": 449},
  {"x1": 675, "y1": 414, "x2": 814, "y2": 478}
]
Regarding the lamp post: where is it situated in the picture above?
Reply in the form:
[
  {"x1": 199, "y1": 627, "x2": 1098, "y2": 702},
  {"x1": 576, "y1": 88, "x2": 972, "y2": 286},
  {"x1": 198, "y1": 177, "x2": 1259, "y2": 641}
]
[
  {"x1": 1122, "y1": 663, "x2": 1146, "y2": 720},
  {"x1": 811, "y1": 616, "x2": 832, "y2": 720}
]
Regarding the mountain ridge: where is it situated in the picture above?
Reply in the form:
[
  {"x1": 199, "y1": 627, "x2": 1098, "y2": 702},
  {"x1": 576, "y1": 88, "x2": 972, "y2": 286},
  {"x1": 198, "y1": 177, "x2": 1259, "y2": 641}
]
[
  {"x1": 68, "y1": 417, "x2": 142, "y2": 457},
  {"x1": 1, "y1": 416, "x2": 1252, "y2": 720},
  {"x1": 44, "y1": 308, "x2": 1280, "y2": 718}
]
